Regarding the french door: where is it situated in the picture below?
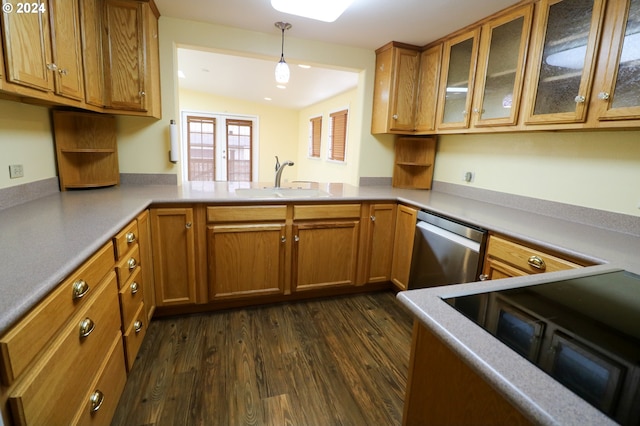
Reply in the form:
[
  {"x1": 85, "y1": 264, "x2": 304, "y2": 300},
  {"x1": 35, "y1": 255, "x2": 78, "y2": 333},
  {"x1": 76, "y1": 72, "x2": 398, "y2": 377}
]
[{"x1": 182, "y1": 112, "x2": 256, "y2": 182}]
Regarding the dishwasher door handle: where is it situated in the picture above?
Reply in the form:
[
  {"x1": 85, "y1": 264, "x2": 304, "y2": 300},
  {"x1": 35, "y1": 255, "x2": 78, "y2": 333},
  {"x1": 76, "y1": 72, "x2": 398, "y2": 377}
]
[{"x1": 416, "y1": 221, "x2": 481, "y2": 253}]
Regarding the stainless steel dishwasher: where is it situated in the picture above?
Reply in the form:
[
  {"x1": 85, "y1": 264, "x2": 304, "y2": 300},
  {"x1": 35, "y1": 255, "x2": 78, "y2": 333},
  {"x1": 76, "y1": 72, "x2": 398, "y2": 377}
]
[{"x1": 408, "y1": 210, "x2": 487, "y2": 289}]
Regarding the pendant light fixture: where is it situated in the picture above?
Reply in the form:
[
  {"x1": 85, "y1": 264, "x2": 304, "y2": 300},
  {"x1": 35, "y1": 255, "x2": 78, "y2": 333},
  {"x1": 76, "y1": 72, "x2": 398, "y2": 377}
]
[{"x1": 274, "y1": 22, "x2": 292, "y2": 84}]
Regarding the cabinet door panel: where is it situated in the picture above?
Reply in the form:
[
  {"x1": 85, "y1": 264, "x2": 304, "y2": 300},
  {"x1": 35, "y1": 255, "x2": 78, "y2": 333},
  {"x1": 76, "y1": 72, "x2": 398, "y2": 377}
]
[
  {"x1": 208, "y1": 224, "x2": 286, "y2": 300},
  {"x1": 102, "y1": 0, "x2": 146, "y2": 111},
  {"x1": 524, "y1": 0, "x2": 606, "y2": 124},
  {"x1": 363, "y1": 204, "x2": 396, "y2": 283},
  {"x1": 151, "y1": 208, "x2": 197, "y2": 306},
  {"x1": 473, "y1": 5, "x2": 533, "y2": 126},
  {"x1": 1, "y1": 0, "x2": 53, "y2": 91},
  {"x1": 596, "y1": 0, "x2": 640, "y2": 120},
  {"x1": 390, "y1": 204, "x2": 417, "y2": 290},
  {"x1": 293, "y1": 221, "x2": 359, "y2": 291},
  {"x1": 390, "y1": 48, "x2": 419, "y2": 131},
  {"x1": 414, "y1": 44, "x2": 442, "y2": 133},
  {"x1": 437, "y1": 29, "x2": 480, "y2": 129},
  {"x1": 49, "y1": 0, "x2": 84, "y2": 100}
]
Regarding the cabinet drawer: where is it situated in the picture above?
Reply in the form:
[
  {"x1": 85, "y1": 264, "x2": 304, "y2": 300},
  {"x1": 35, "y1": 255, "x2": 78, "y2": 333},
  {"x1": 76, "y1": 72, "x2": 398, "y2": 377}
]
[
  {"x1": 123, "y1": 302, "x2": 147, "y2": 371},
  {"x1": 118, "y1": 267, "x2": 144, "y2": 328},
  {"x1": 293, "y1": 204, "x2": 361, "y2": 220},
  {"x1": 207, "y1": 205, "x2": 287, "y2": 222},
  {"x1": 486, "y1": 235, "x2": 584, "y2": 274},
  {"x1": 8, "y1": 272, "x2": 121, "y2": 426},
  {"x1": 114, "y1": 220, "x2": 139, "y2": 260},
  {"x1": 0, "y1": 241, "x2": 114, "y2": 385},
  {"x1": 71, "y1": 335, "x2": 127, "y2": 426},
  {"x1": 115, "y1": 244, "x2": 140, "y2": 287}
]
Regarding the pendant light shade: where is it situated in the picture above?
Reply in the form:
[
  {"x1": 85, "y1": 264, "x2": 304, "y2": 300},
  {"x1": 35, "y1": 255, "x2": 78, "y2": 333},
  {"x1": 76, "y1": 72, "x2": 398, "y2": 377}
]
[{"x1": 274, "y1": 22, "x2": 291, "y2": 83}]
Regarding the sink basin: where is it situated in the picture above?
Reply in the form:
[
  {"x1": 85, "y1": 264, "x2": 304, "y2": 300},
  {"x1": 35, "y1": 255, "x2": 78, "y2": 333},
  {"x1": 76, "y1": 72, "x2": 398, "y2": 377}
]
[{"x1": 235, "y1": 187, "x2": 330, "y2": 198}]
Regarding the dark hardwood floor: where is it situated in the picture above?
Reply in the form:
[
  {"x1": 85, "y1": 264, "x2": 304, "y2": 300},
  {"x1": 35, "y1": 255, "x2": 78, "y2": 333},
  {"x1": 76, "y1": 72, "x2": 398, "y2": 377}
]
[{"x1": 111, "y1": 291, "x2": 414, "y2": 426}]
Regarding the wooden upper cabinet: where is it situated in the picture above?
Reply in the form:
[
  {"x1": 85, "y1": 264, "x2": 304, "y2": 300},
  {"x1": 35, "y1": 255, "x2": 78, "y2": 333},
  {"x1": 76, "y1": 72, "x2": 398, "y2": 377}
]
[
  {"x1": 524, "y1": 0, "x2": 606, "y2": 124},
  {"x1": 49, "y1": 0, "x2": 85, "y2": 100},
  {"x1": 414, "y1": 44, "x2": 442, "y2": 133},
  {"x1": 436, "y1": 28, "x2": 480, "y2": 130},
  {"x1": 79, "y1": 0, "x2": 105, "y2": 107},
  {"x1": 593, "y1": 0, "x2": 640, "y2": 121},
  {"x1": 472, "y1": 4, "x2": 533, "y2": 127},
  {"x1": 1, "y1": 0, "x2": 54, "y2": 92},
  {"x1": 371, "y1": 42, "x2": 420, "y2": 134},
  {"x1": 102, "y1": 0, "x2": 147, "y2": 112}
]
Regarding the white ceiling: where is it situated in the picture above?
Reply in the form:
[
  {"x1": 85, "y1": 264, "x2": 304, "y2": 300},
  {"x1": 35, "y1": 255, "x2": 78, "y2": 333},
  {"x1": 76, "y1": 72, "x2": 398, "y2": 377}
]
[{"x1": 156, "y1": 0, "x2": 520, "y2": 109}]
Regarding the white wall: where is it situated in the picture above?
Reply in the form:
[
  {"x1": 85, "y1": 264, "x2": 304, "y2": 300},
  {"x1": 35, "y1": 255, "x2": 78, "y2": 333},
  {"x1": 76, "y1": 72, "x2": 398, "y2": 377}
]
[
  {"x1": 434, "y1": 130, "x2": 640, "y2": 216},
  {"x1": 0, "y1": 100, "x2": 56, "y2": 189}
]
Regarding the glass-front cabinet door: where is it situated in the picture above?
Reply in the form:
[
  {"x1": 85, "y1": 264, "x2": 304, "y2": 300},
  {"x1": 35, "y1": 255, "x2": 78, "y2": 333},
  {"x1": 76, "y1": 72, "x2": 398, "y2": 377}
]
[
  {"x1": 524, "y1": 0, "x2": 606, "y2": 124},
  {"x1": 596, "y1": 0, "x2": 640, "y2": 120},
  {"x1": 472, "y1": 4, "x2": 533, "y2": 127},
  {"x1": 436, "y1": 29, "x2": 480, "y2": 130}
]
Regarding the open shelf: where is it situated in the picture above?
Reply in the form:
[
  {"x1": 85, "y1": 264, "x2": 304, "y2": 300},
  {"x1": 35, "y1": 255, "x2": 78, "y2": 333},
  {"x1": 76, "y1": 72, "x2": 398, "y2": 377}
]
[
  {"x1": 53, "y1": 111, "x2": 119, "y2": 191},
  {"x1": 392, "y1": 136, "x2": 437, "y2": 189}
]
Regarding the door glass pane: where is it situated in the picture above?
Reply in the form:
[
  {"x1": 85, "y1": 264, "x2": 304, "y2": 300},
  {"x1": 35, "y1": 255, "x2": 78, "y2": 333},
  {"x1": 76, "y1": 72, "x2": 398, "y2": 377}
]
[
  {"x1": 611, "y1": 0, "x2": 640, "y2": 109},
  {"x1": 534, "y1": 0, "x2": 595, "y2": 115},
  {"x1": 442, "y1": 38, "x2": 474, "y2": 123},
  {"x1": 480, "y1": 17, "x2": 525, "y2": 120},
  {"x1": 226, "y1": 121, "x2": 252, "y2": 182}
]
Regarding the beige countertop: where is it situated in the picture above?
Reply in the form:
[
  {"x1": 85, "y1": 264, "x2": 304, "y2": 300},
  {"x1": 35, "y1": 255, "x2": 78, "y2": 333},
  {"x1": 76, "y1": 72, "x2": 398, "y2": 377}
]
[{"x1": 0, "y1": 181, "x2": 638, "y2": 425}]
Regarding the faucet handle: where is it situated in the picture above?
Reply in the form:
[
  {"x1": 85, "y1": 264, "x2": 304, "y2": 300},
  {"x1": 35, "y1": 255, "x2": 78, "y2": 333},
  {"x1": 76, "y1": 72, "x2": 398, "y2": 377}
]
[{"x1": 275, "y1": 155, "x2": 280, "y2": 172}]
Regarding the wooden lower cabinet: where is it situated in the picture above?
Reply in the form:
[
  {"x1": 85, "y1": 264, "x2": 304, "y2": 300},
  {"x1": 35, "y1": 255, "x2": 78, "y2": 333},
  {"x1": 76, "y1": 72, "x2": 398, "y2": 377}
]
[
  {"x1": 482, "y1": 234, "x2": 589, "y2": 280},
  {"x1": 359, "y1": 203, "x2": 397, "y2": 284},
  {"x1": 390, "y1": 204, "x2": 418, "y2": 290},
  {"x1": 206, "y1": 205, "x2": 288, "y2": 300},
  {"x1": 150, "y1": 207, "x2": 202, "y2": 306},
  {"x1": 403, "y1": 321, "x2": 531, "y2": 425},
  {"x1": 292, "y1": 204, "x2": 361, "y2": 292}
]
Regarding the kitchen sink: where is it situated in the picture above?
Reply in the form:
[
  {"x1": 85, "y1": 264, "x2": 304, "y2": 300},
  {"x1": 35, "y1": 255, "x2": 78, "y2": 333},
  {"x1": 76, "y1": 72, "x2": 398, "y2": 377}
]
[{"x1": 235, "y1": 187, "x2": 330, "y2": 198}]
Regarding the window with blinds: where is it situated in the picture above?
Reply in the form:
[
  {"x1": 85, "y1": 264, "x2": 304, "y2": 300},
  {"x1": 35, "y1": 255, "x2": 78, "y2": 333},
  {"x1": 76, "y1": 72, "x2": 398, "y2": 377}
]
[
  {"x1": 329, "y1": 109, "x2": 348, "y2": 162},
  {"x1": 187, "y1": 116, "x2": 216, "y2": 181},
  {"x1": 226, "y1": 119, "x2": 252, "y2": 182},
  {"x1": 309, "y1": 116, "x2": 322, "y2": 158}
]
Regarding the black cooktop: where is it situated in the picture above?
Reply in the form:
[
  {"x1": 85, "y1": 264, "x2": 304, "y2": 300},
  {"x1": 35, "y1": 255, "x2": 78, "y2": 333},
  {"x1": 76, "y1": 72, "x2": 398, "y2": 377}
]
[{"x1": 444, "y1": 270, "x2": 640, "y2": 425}]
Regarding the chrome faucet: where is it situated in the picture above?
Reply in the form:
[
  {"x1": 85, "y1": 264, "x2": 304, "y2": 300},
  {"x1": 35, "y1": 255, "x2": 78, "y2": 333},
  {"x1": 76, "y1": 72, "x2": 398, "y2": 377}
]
[{"x1": 274, "y1": 156, "x2": 294, "y2": 188}]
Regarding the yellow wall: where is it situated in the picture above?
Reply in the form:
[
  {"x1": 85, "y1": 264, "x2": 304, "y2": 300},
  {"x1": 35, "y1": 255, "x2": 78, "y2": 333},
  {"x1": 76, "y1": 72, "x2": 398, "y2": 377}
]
[
  {"x1": 434, "y1": 130, "x2": 640, "y2": 216},
  {"x1": 178, "y1": 88, "x2": 299, "y2": 183},
  {"x1": 296, "y1": 88, "x2": 361, "y2": 185},
  {"x1": 0, "y1": 99, "x2": 56, "y2": 189}
]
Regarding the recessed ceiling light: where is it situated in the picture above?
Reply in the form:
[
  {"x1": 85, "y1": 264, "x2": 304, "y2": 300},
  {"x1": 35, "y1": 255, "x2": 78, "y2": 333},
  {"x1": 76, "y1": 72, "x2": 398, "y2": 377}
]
[
  {"x1": 298, "y1": 64, "x2": 311, "y2": 69},
  {"x1": 264, "y1": 97, "x2": 273, "y2": 101},
  {"x1": 277, "y1": 85, "x2": 287, "y2": 89},
  {"x1": 271, "y1": 0, "x2": 354, "y2": 22},
  {"x1": 178, "y1": 70, "x2": 186, "y2": 79}
]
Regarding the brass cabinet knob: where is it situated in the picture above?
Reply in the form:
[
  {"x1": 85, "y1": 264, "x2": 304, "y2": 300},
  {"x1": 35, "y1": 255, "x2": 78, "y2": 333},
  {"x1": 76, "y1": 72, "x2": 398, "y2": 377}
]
[
  {"x1": 479, "y1": 274, "x2": 489, "y2": 281},
  {"x1": 79, "y1": 318, "x2": 95, "y2": 338},
  {"x1": 90, "y1": 390, "x2": 105, "y2": 413},
  {"x1": 574, "y1": 95, "x2": 586, "y2": 103},
  {"x1": 128, "y1": 258, "x2": 137, "y2": 270},
  {"x1": 598, "y1": 92, "x2": 610, "y2": 100},
  {"x1": 125, "y1": 232, "x2": 136, "y2": 243},
  {"x1": 72, "y1": 279, "x2": 90, "y2": 299},
  {"x1": 134, "y1": 320, "x2": 143, "y2": 333},
  {"x1": 527, "y1": 255, "x2": 546, "y2": 270},
  {"x1": 130, "y1": 281, "x2": 139, "y2": 294}
]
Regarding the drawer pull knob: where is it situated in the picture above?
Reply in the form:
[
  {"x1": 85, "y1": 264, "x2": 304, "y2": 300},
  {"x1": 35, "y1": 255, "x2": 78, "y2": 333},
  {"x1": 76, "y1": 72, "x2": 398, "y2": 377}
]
[
  {"x1": 479, "y1": 274, "x2": 489, "y2": 281},
  {"x1": 370, "y1": 215, "x2": 376, "y2": 222},
  {"x1": 72, "y1": 279, "x2": 90, "y2": 299},
  {"x1": 281, "y1": 236, "x2": 286, "y2": 243},
  {"x1": 125, "y1": 232, "x2": 136, "y2": 243},
  {"x1": 128, "y1": 258, "x2": 137, "y2": 270},
  {"x1": 130, "y1": 281, "x2": 139, "y2": 294},
  {"x1": 79, "y1": 318, "x2": 95, "y2": 338},
  {"x1": 90, "y1": 390, "x2": 105, "y2": 413},
  {"x1": 134, "y1": 320, "x2": 143, "y2": 333},
  {"x1": 527, "y1": 255, "x2": 546, "y2": 270}
]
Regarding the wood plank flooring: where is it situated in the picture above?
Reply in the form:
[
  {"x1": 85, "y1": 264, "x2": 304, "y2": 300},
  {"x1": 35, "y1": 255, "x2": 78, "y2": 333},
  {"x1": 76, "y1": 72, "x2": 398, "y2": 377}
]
[{"x1": 111, "y1": 291, "x2": 414, "y2": 426}]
